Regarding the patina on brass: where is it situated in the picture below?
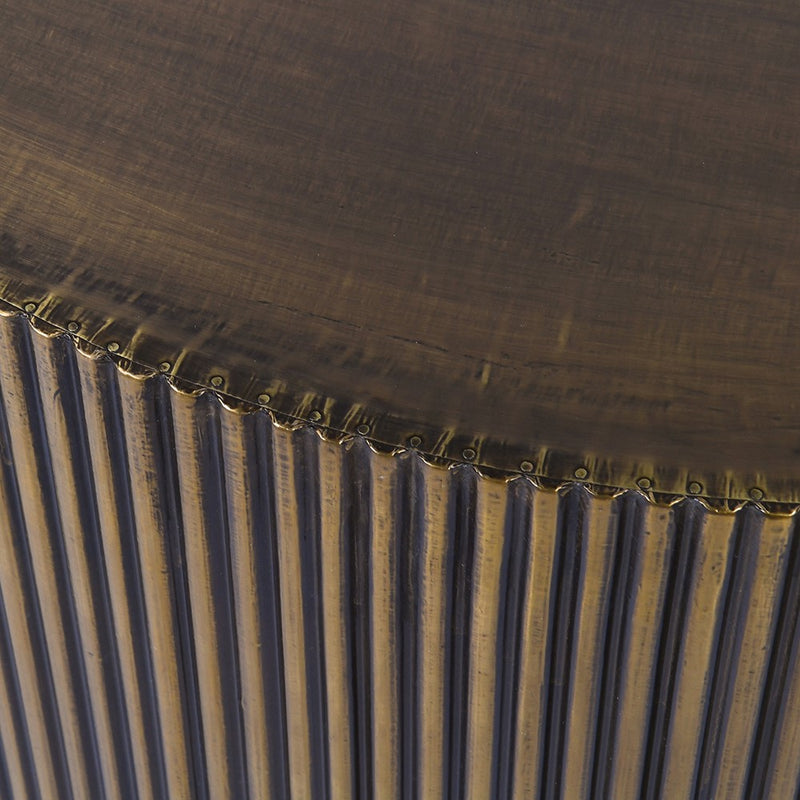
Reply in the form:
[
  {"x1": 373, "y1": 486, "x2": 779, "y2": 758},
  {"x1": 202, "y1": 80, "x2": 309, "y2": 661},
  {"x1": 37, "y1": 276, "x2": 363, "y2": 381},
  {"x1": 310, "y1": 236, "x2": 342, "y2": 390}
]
[
  {"x1": 1, "y1": 0, "x2": 799, "y2": 502},
  {"x1": 0, "y1": 313, "x2": 797, "y2": 799},
  {"x1": 2, "y1": 2, "x2": 800, "y2": 799}
]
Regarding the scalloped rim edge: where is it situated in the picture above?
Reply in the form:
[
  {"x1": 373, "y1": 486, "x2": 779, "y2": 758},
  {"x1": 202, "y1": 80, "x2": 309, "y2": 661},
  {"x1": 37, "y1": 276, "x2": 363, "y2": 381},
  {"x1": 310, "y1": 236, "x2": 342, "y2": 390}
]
[{"x1": 0, "y1": 297, "x2": 793, "y2": 511}]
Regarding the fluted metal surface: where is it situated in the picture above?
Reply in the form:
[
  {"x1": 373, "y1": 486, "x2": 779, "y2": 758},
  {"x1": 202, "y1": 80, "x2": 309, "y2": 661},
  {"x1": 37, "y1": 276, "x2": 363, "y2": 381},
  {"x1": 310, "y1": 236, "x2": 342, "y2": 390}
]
[{"x1": 0, "y1": 311, "x2": 799, "y2": 799}]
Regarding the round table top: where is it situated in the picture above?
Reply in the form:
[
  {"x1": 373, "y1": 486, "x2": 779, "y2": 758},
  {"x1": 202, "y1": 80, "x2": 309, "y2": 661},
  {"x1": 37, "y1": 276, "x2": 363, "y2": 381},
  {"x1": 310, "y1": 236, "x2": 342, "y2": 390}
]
[{"x1": 2, "y1": 0, "x2": 800, "y2": 502}]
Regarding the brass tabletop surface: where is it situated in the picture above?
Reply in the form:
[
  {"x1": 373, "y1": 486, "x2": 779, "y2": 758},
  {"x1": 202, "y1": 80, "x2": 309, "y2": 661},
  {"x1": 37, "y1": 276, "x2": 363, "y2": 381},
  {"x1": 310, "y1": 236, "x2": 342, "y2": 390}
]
[{"x1": 1, "y1": 0, "x2": 799, "y2": 502}]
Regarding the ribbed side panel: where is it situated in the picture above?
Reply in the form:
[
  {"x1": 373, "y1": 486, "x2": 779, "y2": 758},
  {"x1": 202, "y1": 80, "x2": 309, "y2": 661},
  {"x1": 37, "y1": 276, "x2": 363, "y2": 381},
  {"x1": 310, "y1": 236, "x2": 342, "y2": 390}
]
[{"x1": 1, "y1": 314, "x2": 800, "y2": 799}]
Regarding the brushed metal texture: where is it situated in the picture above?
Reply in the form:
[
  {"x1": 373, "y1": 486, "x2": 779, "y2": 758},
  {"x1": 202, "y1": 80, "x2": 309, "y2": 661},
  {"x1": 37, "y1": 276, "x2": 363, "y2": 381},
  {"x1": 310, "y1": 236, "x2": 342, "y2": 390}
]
[
  {"x1": 0, "y1": 312, "x2": 799, "y2": 798},
  {"x1": 1, "y1": 0, "x2": 800, "y2": 499}
]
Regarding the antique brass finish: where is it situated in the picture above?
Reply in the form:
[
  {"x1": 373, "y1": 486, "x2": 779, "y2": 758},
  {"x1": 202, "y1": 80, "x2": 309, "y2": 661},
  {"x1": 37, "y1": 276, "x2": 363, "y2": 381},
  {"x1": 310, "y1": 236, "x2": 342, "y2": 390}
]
[
  {"x1": 1, "y1": 0, "x2": 800, "y2": 501},
  {"x1": 0, "y1": 313, "x2": 795, "y2": 799},
  {"x1": 2, "y1": 1, "x2": 800, "y2": 798}
]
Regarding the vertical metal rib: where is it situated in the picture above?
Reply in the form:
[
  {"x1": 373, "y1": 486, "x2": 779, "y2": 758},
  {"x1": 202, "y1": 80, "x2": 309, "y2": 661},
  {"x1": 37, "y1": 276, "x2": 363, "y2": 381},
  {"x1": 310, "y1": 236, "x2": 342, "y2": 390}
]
[
  {"x1": 171, "y1": 390, "x2": 248, "y2": 800},
  {"x1": 292, "y1": 426, "x2": 331, "y2": 799},
  {"x1": 367, "y1": 444, "x2": 399, "y2": 800},
  {"x1": 0, "y1": 356, "x2": 65, "y2": 799},
  {"x1": 609, "y1": 501, "x2": 673, "y2": 798},
  {"x1": 463, "y1": 472, "x2": 508, "y2": 799},
  {"x1": 744, "y1": 515, "x2": 800, "y2": 799},
  {"x1": 561, "y1": 492, "x2": 616, "y2": 800},
  {"x1": 491, "y1": 478, "x2": 534, "y2": 800},
  {"x1": 152, "y1": 380, "x2": 209, "y2": 799},
  {"x1": 660, "y1": 510, "x2": 738, "y2": 798},
  {"x1": 272, "y1": 424, "x2": 314, "y2": 800},
  {"x1": 638, "y1": 499, "x2": 705, "y2": 800},
  {"x1": 539, "y1": 485, "x2": 588, "y2": 800},
  {"x1": 443, "y1": 465, "x2": 477, "y2": 800},
  {"x1": 221, "y1": 408, "x2": 289, "y2": 800},
  {"x1": 693, "y1": 506, "x2": 763, "y2": 799},
  {"x1": 417, "y1": 459, "x2": 450, "y2": 799},
  {"x1": 118, "y1": 376, "x2": 197, "y2": 800},
  {"x1": 586, "y1": 493, "x2": 646, "y2": 800},
  {"x1": 393, "y1": 452, "x2": 425, "y2": 800},
  {"x1": 319, "y1": 436, "x2": 355, "y2": 798},
  {"x1": 512, "y1": 486, "x2": 559, "y2": 799}
]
